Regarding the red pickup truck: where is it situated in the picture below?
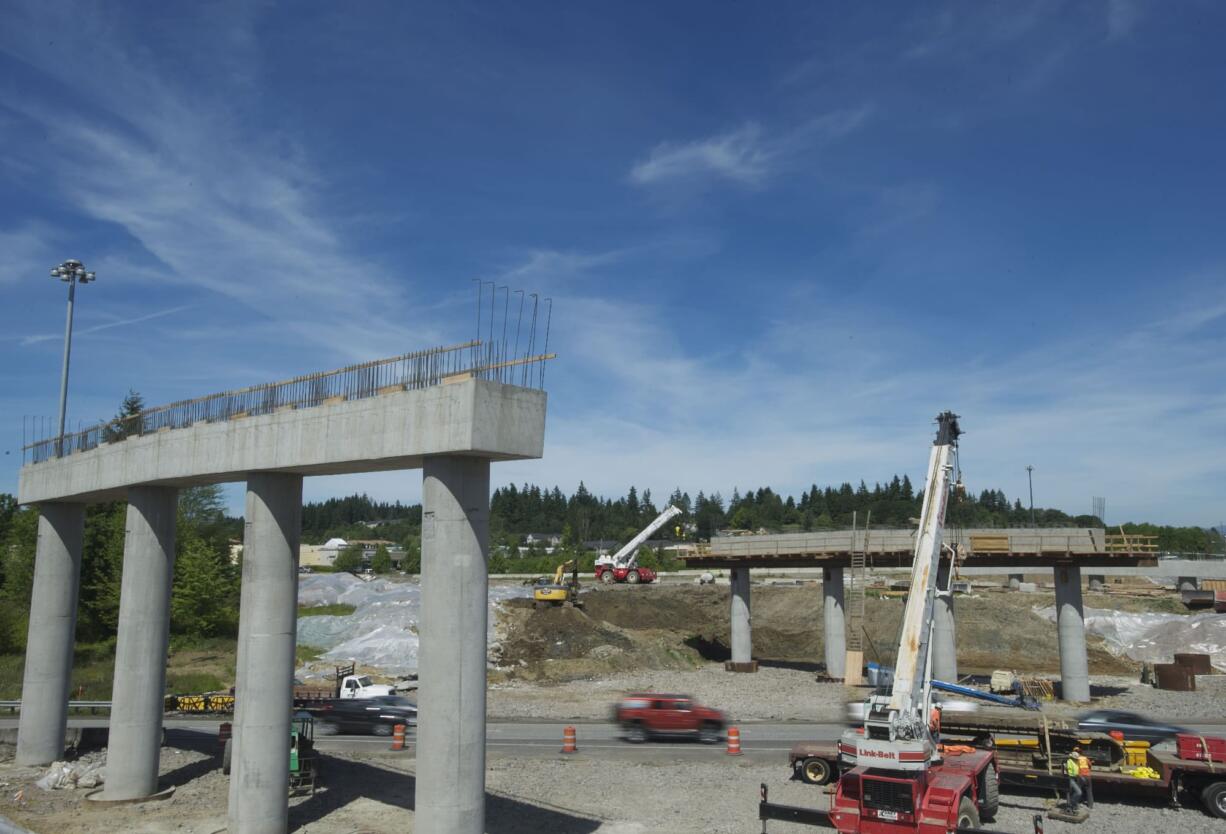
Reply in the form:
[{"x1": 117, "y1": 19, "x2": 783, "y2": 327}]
[{"x1": 614, "y1": 693, "x2": 725, "y2": 744}]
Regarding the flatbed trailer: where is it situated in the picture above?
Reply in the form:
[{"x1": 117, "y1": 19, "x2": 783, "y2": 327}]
[{"x1": 788, "y1": 722, "x2": 1226, "y2": 819}]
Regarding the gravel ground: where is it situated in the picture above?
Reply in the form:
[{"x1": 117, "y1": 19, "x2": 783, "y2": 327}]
[
  {"x1": 489, "y1": 664, "x2": 851, "y2": 723},
  {"x1": 4, "y1": 740, "x2": 1224, "y2": 833},
  {"x1": 489, "y1": 664, "x2": 1226, "y2": 727}
]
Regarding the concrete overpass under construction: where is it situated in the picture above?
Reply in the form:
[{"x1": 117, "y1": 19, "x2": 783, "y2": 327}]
[
  {"x1": 17, "y1": 338, "x2": 551, "y2": 834},
  {"x1": 684, "y1": 527, "x2": 1159, "y2": 702}
]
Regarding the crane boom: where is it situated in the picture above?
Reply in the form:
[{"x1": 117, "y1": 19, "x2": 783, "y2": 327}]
[
  {"x1": 841, "y1": 411, "x2": 961, "y2": 773},
  {"x1": 598, "y1": 505, "x2": 683, "y2": 569},
  {"x1": 888, "y1": 411, "x2": 961, "y2": 718}
]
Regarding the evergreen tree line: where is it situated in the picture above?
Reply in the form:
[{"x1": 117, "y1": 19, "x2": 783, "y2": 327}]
[
  {"x1": 301, "y1": 495, "x2": 421, "y2": 541},
  {"x1": 0, "y1": 484, "x2": 239, "y2": 654},
  {"x1": 305, "y1": 481, "x2": 1224, "y2": 558}
]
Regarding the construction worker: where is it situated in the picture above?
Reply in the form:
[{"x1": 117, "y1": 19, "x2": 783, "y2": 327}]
[
  {"x1": 1065, "y1": 747, "x2": 1084, "y2": 812},
  {"x1": 1077, "y1": 748, "x2": 1094, "y2": 809}
]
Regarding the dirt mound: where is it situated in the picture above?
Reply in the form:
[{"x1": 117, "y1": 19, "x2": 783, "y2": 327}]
[{"x1": 492, "y1": 583, "x2": 1138, "y2": 683}]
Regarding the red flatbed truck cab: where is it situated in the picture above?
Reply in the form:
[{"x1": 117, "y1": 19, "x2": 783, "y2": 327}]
[{"x1": 832, "y1": 743, "x2": 999, "y2": 832}]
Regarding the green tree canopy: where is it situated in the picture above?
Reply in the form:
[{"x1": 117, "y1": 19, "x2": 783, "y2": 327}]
[
  {"x1": 370, "y1": 544, "x2": 393, "y2": 574},
  {"x1": 334, "y1": 543, "x2": 364, "y2": 573}
]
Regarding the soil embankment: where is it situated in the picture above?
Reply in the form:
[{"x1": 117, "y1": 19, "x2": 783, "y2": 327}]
[{"x1": 493, "y1": 582, "x2": 1138, "y2": 683}]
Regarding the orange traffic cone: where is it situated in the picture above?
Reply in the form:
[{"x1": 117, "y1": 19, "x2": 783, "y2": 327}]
[{"x1": 726, "y1": 726, "x2": 743, "y2": 756}]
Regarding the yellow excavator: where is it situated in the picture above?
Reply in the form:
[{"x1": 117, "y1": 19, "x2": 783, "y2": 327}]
[{"x1": 533, "y1": 560, "x2": 584, "y2": 609}]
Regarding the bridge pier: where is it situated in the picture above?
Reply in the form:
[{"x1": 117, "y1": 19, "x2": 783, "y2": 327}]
[
  {"x1": 17, "y1": 502, "x2": 85, "y2": 766},
  {"x1": 1055, "y1": 565, "x2": 1090, "y2": 702},
  {"x1": 415, "y1": 456, "x2": 491, "y2": 834},
  {"x1": 229, "y1": 473, "x2": 302, "y2": 834},
  {"x1": 727, "y1": 567, "x2": 754, "y2": 671},
  {"x1": 105, "y1": 486, "x2": 178, "y2": 800},
  {"x1": 823, "y1": 567, "x2": 845, "y2": 679},
  {"x1": 932, "y1": 561, "x2": 957, "y2": 683}
]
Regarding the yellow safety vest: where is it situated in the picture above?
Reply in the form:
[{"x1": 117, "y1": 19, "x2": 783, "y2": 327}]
[{"x1": 1065, "y1": 757, "x2": 1080, "y2": 777}]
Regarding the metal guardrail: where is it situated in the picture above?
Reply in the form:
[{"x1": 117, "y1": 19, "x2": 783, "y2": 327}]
[
  {"x1": 24, "y1": 339, "x2": 556, "y2": 464},
  {"x1": 0, "y1": 699, "x2": 112, "y2": 714}
]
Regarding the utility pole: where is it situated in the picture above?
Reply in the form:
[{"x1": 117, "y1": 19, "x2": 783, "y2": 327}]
[
  {"x1": 1025, "y1": 465, "x2": 1035, "y2": 526},
  {"x1": 48, "y1": 259, "x2": 96, "y2": 457}
]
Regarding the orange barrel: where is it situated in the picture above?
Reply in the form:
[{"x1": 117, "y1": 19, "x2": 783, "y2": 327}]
[
  {"x1": 561, "y1": 725, "x2": 578, "y2": 754},
  {"x1": 726, "y1": 726, "x2": 743, "y2": 756},
  {"x1": 218, "y1": 722, "x2": 232, "y2": 749},
  {"x1": 391, "y1": 724, "x2": 407, "y2": 751}
]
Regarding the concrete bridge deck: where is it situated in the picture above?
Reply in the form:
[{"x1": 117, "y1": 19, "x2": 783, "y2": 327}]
[
  {"x1": 684, "y1": 527, "x2": 1159, "y2": 569},
  {"x1": 16, "y1": 341, "x2": 549, "y2": 834}
]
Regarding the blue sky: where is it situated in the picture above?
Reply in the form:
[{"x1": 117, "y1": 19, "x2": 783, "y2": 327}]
[{"x1": 1, "y1": 1, "x2": 1223, "y2": 525}]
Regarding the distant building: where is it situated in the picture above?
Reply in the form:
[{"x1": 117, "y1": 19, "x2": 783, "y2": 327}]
[
  {"x1": 299, "y1": 537, "x2": 406, "y2": 569},
  {"x1": 583, "y1": 539, "x2": 620, "y2": 556},
  {"x1": 524, "y1": 532, "x2": 562, "y2": 547}
]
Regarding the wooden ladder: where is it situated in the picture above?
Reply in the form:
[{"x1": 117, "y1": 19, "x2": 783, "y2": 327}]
[{"x1": 842, "y1": 513, "x2": 869, "y2": 684}]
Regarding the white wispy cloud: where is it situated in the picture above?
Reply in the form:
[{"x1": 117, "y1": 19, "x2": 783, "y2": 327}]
[
  {"x1": 0, "y1": 1, "x2": 447, "y2": 368},
  {"x1": 629, "y1": 106, "x2": 872, "y2": 189},
  {"x1": 630, "y1": 123, "x2": 772, "y2": 187},
  {"x1": 0, "y1": 221, "x2": 60, "y2": 286},
  {"x1": 19, "y1": 305, "x2": 192, "y2": 345},
  {"x1": 452, "y1": 265, "x2": 1225, "y2": 526},
  {"x1": 1107, "y1": 0, "x2": 1145, "y2": 39}
]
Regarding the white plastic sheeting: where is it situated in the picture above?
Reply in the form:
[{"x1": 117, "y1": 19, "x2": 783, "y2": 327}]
[
  {"x1": 34, "y1": 757, "x2": 105, "y2": 790},
  {"x1": 1036, "y1": 605, "x2": 1226, "y2": 671},
  {"x1": 296, "y1": 573, "x2": 530, "y2": 675}
]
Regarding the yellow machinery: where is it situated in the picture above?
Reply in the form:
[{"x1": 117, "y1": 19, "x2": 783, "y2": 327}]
[{"x1": 533, "y1": 560, "x2": 583, "y2": 608}]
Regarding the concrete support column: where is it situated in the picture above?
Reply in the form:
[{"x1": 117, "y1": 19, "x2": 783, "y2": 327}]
[
  {"x1": 1007, "y1": 573, "x2": 1024, "y2": 590},
  {"x1": 730, "y1": 568, "x2": 752, "y2": 665},
  {"x1": 1055, "y1": 565, "x2": 1090, "y2": 702},
  {"x1": 823, "y1": 567, "x2": 846, "y2": 679},
  {"x1": 932, "y1": 561, "x2": 957, "y2": 683},
  {"x1": 416, "y1": 456, "x2": 490, "y2": 834},
  {"x1": 105, "y1": 486, "x2": 178, "y2": 800},
  {"x1": 17, "y1": 503, "x2": 85, "y2": 766},
  {"x1": 228, "y1": 473, "x2": 302, "y2": 834}
]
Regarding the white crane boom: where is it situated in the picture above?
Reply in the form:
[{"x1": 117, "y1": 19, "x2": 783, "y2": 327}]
[
  {"x1": 840, "y1": 411, "x2": 961, "y2": 773},
  {"x1": 887, "y1": 411, "x2": 961, "y2": 718},
  {"x1": 597, "y1": 505, "x2": 683, "y2": 569}
]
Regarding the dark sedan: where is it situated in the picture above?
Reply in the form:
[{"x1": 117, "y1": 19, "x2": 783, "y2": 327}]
[
  {"x1": 1077, "y1": 709, "x2": 1189, "y2": 743},
  {"x1": 312, "y1": 696, "x2": 418, "y2": 736}
]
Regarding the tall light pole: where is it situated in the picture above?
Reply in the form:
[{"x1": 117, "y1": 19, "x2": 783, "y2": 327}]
[
  {"x1": 1025, "y1": 465, "x2": 1035, "y2": 526},
  {"x1": 49, "y1": 259, "x2": 96, "y2": 456}
]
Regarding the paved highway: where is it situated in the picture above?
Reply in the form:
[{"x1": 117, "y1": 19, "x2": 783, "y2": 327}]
[{"x1": 4, "y1": 716, "x2": 1223, "y2": 764}]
